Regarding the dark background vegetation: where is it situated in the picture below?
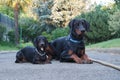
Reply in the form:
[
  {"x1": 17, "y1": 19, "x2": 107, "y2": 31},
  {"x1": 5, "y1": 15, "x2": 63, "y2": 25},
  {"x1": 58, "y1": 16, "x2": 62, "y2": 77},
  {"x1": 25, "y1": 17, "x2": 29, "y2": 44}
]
[{"x1": 0, "y1": 0, "x2": 120, "y2": 46}]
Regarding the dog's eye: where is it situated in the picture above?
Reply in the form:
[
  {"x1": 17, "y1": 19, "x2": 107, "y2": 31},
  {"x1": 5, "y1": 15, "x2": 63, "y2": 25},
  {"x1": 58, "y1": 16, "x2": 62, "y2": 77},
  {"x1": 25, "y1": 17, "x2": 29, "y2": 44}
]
[{"x1": 74, "y1": 23, "x2": 79, "y2": 26}]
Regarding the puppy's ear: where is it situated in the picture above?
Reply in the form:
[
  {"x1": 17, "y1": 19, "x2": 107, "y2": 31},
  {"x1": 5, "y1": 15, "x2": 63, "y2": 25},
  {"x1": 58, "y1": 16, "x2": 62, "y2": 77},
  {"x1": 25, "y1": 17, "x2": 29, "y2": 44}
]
[
  {"x1": 33, "y1": 37, "x2": 38, "y2": 48},
  {"x1": 68, "y1": 19, "x2": 76, "y2": 28},
  {"x1": 44, "y1": 37, "x2": 49, "y2": 44},
  {"x1": 81, "y1": 19, "x2": 90, "y2": 32}
]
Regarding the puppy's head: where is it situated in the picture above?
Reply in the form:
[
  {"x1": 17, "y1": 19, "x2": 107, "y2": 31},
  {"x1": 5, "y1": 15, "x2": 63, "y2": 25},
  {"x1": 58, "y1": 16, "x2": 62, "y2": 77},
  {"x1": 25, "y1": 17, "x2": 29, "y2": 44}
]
[
  {"x1": 33, "y1": 36, "x2": 48, "y2": 51},
  {"x1": 68, "y1": 19, "x2": 90, "y2": 36}
]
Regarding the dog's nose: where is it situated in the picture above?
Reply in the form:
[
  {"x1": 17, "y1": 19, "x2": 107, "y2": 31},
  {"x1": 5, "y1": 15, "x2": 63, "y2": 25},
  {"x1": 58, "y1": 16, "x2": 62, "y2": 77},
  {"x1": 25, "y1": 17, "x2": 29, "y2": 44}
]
[
  {"x1": 79, "y1": 25, "x2": 85, "y2": 31},
  {"x1": 40, "y1": 42, "x2": 45, "y2": 46},
  {"x1": 39, "y1": 41, "x2": 45, "y2": 46},
  {"x1": 81, "y1": 30, "x2": 85, "y2": 33}
]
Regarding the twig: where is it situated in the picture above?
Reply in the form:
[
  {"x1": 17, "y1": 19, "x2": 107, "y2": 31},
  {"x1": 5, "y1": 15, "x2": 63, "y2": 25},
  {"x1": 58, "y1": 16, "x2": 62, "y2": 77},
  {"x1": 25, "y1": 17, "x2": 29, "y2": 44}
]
[{"x1": 90, "y1": 58, "x2": 120, "y2": 71}]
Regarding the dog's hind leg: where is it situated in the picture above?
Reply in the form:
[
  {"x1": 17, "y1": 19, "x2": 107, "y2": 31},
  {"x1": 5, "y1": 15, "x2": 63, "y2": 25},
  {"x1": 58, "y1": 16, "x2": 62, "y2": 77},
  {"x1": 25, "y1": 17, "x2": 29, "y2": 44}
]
[
  {"x1": 15, "y1": 51, "x2": 26, "y2": 63},
  {"x1": 60, "y1": 50, "x2": 82, "y2": 63},
  {"x1": 60, "y1": 51, "x2": 73, "y2": 62}
]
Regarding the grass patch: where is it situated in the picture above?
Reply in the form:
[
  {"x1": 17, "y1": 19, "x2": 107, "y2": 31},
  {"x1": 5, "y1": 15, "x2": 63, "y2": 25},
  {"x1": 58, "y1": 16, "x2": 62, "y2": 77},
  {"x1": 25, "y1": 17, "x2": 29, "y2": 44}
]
[
  {"x1": 87, "y1": 38, "x2": 120, "y2": 48},
  {"x1": 0, "y1": 42, "x2": 18, "y2": 50},
  {"x1": 0, "y1": 41, "x2": 33, "y2": 51},
  {"x1": 0, "y1": 38, "x2": 120, "y2": 51},
  {"x1": 17, "y1": 42, "x2": 33, "y2": 49},
  {"x1": 0, "y1": 45, "x2": 18, "y2": 50}
]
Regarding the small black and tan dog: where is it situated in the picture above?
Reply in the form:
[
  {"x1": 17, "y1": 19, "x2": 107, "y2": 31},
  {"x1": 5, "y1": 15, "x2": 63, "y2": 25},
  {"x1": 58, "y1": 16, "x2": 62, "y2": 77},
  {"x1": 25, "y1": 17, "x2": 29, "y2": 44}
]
[
  {"x1": 52, "y1": 19, "x2": 93, "y2": 64},
  {"x1": 15, "y1": 36, "x2": 54, "y2": 64}
]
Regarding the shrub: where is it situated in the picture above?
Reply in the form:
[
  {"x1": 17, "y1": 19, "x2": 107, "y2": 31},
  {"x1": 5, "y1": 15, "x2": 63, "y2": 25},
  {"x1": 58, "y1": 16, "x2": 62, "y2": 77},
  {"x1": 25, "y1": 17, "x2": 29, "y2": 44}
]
[
  {"x1": 42, "y1": 31, "x2": 52, "y2": 41},
  {"x1": 7, "y1": 30, "x2": 15, "y2": 43},
  {"x1": 19, "y1": 15, "x2": 39, "y2": 42},
  {"x1": 0, "y1": 24, "x2": 6, "y2": 41},
  {"x1": 76, "y1": 6, "x2": 111, "y2": 44},
  {"x1": 108, "y1": 10, "x2": 120, "y2": 38},
  {"x1": 51, "y1": 27, "x2": 69, "y2": 40}
]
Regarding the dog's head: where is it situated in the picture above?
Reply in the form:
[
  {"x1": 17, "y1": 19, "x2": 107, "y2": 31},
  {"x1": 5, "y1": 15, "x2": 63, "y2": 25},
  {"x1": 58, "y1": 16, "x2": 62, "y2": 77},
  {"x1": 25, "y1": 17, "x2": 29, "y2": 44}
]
[
  {"x1": 68, "y1": 19, "x2": 90, "y2": 36},
  {"x1": 33, "y1": 36, "x2": 48, "y2": 52}
]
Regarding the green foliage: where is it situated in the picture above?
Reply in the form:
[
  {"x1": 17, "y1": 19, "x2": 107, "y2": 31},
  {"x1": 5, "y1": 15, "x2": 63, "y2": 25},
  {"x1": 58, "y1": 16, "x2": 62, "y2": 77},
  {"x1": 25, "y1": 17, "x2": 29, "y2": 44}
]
[
  {"x1": 7, "y1": 30, "x2": 15, "y2": 43},
  {"x1": 32, "y1": 0, "x2": 55, "y2": 33},
  {"x1": 50, "y1": 0, "x2": 88, "y2": 27},
  {"x1": 1, "y1": 0, "x2": 119, "y2": 44},
  {"x1": 42, "y1": 27, "x2": 69, "y2": 41},
  {"x1": 0, "y1": 41, "x2": 17, "y2": 50},
  {"x1": 0, "y1": 5, "x2": 14, "y2": 18},
  {"x1": 87, "y1": 38, "x2": 120, "y2": 48},
  {"x1": 42, "y1": 31, "x2": 52, "y2": 41},
  {"x1": 108, "y1": 10, "x2": 120, "y2": 38},
  {"x1": 114, "y1": 0, "x2": 120, "y2": 9},
  {"x1": 19, "y1": 15, "x2": 40, "y2": 42},
  {"x1": 0, "y1": 41, "x2": 33, "y2": 50},
  {"x1": 51, "y1": 27, "x2": 69, "y2": 40},
  {"x1": 76, "y1": 6, "x2": 111, "y2": 43},
  {"x1": 0, "y1": 24, "x2": 6, "y2": 41},
  {"x1": 17, "y1": 42, "x2": 33, "y2": 49}
]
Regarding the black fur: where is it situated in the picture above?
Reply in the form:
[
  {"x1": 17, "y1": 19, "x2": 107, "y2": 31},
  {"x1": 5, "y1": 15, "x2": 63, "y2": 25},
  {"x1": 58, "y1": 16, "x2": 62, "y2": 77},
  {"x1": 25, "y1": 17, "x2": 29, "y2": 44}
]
[
  {"x1": 15, "y1": 36, "x2": 51, "y2": 64},
  {"x1": 52, "y1": 19, "x2": 90, "y2": 62},
  {"x1": 15, "y1": 46, "x2": 47, "y2": 64}
]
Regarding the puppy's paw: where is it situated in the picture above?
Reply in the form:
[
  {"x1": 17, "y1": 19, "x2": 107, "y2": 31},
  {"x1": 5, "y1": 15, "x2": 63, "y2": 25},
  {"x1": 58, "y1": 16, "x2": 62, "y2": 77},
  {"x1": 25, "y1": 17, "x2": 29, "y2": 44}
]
[
  {"x1": 15, "y1": 60, "x2": 20, "y2": 63},
  {"x1": 45, "y1": 60, "x2": 52, "y2": 64}
]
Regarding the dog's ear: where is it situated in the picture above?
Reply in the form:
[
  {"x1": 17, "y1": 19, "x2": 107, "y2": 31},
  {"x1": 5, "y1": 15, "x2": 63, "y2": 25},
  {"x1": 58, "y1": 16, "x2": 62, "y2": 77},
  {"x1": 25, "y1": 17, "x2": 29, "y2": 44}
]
[
  {"x1": 44, "y1": 37, "x2": 49, "y2": 45},
  {"x1": 33, "y1": 36, "x2": 38, "y2": 48},
  {"x1": 68, "y1": 19, "x2": 76, "y2": 29},
  {"x1": 81, "y1": 19, "x2": 90, "y2": 32}
]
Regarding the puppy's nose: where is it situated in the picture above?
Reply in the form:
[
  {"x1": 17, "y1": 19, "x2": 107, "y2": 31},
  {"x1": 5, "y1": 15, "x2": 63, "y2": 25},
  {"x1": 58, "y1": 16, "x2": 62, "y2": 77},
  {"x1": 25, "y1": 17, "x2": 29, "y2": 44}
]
[
  {"x1": 40, "y1": 43, "x2": 45, "y2": 46},
  {"x1": 40, "y1": 41, "x2": 45, "y2": 45},
  {"x1": 79, "y1": 25, "x2": 85, "y2": 31}
]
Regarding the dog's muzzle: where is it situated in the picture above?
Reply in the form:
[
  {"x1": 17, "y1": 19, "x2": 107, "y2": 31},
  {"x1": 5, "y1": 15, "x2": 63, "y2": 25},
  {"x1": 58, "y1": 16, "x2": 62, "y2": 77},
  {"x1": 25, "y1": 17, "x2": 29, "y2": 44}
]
[{"x1": 78, "y1": 25, "x2": 85, "y2": 32}]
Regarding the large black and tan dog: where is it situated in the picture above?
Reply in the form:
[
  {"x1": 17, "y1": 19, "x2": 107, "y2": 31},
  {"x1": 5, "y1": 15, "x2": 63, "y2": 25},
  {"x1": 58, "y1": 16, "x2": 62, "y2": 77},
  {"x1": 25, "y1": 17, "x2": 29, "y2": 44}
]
[
  {"x1": 52, "y1": 19, "x2": 93, "y2": 64},
  {"x1": 15, "y1": 36, "x2": 54, "y2": 64}
]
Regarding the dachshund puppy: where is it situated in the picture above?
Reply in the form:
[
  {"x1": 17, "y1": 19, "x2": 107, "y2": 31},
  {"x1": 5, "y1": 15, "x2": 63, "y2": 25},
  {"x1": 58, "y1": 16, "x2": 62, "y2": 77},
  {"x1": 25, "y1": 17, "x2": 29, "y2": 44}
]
[{"x1": 15, "y1": 36, "x2": 54, "y2": 64}]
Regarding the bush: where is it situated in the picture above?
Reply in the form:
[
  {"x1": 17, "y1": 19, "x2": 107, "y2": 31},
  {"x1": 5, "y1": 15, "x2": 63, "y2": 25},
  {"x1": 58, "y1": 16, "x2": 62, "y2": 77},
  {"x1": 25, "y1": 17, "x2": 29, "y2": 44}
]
[
  {"x1": 8, "y1": 30, "x2": 15, "y2": 43},
  {"x1": 108, "y1": 10, "x2": 120, "y2": 38},
  {"x1": 17, "y1": 42, "x2": 33, "y2": 49},
  {"x1": 76, "y1": 6, "x2": 111, "y2": 44},
  {"x1": 41, "y1": 27, "x2": 69, "y2": 41},
  {"x1": 42, "y1": 31, "x2": 52, "y2": 41},
  {"x1": 0, "y1": 5, "x2": 14, "y2": 19},
  {"x1": 0, "y1": 24, "x2": 6, "y2": 41},
  {"x1": 51, "y1": 27, "x2": 69, "y2": 40},
  {"x1": 19, "y1": 15, "x2": 39, "y2": 42}
]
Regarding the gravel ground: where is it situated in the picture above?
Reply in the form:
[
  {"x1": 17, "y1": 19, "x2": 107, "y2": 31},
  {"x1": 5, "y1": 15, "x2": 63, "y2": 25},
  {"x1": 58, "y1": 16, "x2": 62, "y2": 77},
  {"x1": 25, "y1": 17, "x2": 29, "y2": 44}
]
[{"x1": 0, "y1": 49, "x2": 120, "y2": 80}]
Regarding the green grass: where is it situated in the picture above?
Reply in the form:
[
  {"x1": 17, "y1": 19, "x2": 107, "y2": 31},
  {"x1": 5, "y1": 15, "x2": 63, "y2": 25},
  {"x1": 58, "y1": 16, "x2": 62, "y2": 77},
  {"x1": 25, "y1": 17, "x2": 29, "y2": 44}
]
[
  {"x1": 0, "y1": 38, "x2": 120, "y2": 51},
  {"x1": 0, "y1": 45, "x2": 18, "y2": 50},
  {"x1": 87, "y1": 38, "x2": 120, "y2": 48},
  {"x1": 0, "y1": 41, "x2": 33, "y2": 51},
  {"x1": 18, "y1": 42, "x2": 33, "y2": 49},
  {"x1": 0, "y1": 42, "x2": 18, "y2": 50}
]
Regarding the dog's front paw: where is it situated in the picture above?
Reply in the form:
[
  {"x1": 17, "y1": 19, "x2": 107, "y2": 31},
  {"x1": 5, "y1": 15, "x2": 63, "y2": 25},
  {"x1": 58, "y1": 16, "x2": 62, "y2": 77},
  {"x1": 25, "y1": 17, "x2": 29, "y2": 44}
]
[
  {"x1": 74, "y1": 58, "x2": 82, "y2": 64},
  {"x1": 82, "y1": 60, "x2": 93, "y2": 64},
  {"x1": 15, "y1": 60, "x2": 20, "y2": 63},
  {"x1": 87, "y1": 60, "x2": 93, "y2": 64},
  {"x1": 45, "y1": 60, "x2": 52, "y2": 64}
]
